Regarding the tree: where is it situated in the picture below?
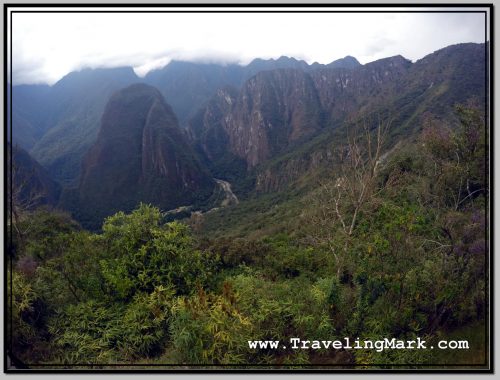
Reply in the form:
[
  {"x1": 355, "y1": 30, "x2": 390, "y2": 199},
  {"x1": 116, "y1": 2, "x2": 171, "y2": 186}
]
[
  {"x1": 305, "y1": 118, "x2": 391, "y2": 278},
  {"x1": 420, "y1": 105, "x2": 486, "y2": 211},
  {"x1": 99, "y1": 204, "x2": 214, "y2": 300}
]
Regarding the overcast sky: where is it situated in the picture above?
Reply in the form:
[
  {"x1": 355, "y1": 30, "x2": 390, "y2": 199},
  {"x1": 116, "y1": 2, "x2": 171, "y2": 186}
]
[{"x1": 11, "y1": 10, "x2": 487, "y2": 85}]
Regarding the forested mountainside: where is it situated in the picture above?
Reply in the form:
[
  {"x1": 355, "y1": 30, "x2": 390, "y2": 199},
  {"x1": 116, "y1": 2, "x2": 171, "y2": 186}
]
[{"x1": 8, "y1": 42, "x2": 489, "y2": 368}]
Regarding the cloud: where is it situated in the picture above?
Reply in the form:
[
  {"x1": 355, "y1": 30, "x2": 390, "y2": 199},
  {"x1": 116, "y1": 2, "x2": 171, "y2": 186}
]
[
  {"x1": 364, "y1": 37, "x2": 396, "y2": 57},
  {"x1": 10, "y1": 10, "x2": 487, "y2": 85}
]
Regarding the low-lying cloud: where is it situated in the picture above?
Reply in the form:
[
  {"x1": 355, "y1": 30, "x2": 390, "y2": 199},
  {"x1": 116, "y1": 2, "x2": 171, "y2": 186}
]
[{"x1": 10, "y1": 10, "x2": 487, "y2": 85}]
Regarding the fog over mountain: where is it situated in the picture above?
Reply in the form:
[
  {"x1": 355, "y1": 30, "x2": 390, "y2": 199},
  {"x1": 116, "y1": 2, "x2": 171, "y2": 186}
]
[{"x1": 12, "y1": 12, "x2": 485, "y2": 85}]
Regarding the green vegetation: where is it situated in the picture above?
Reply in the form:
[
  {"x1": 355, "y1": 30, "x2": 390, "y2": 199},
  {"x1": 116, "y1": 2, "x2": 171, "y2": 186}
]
[{"x1": 8, "y1": 106, "x2": 488, "y2": 369}]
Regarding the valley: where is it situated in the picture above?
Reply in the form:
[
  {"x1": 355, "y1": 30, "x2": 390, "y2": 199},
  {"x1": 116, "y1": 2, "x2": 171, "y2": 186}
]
[{"x1": 7, "y1": 41, "x2": 489, "y2": 369}]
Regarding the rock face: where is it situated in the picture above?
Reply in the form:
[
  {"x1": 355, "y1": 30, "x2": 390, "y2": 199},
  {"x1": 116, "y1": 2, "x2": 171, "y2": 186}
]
[
  {"x1": 75, "y1": 84, "x2": 215, "y2": 227},
  {"x1": 189, "y1": 69, "x2": 325, "y2": 169},
  {"x1": 227, "y1": 69, "x2": 324, "y2": 167},
  {"x1": 190, "y1": 56, "x2": 411, "y2": 169},
  {"x1": 190, "y1": 43, "x2": 486, "y2": 177},
  {"x1": 188, "y1": 86, "x2": 239, "y2": 163},
  {"x1": 310, "y1": 55, "x2": 412, "y2": 122}
]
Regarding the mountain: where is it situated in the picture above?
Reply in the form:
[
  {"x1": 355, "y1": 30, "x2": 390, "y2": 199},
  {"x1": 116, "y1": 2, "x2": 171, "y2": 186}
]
[
  {"x1": 11, "y1": 67, "x2": 139, "y2": 186},
  {"x1": 61, "y1": 84, "x2": 215, "y2": 229},
  {"x1": 11, "y1": 85, "x2": 51, "y2": 150},
  {"x1": 310, "y1": 55, "x2": 361, "y2": 70},
  {"x1": 11, "y1": 56, "x2": 361, "y2": 186},
  {"x1": 188, "y1": 68, "x2": 325, "y2": 169},
  {"x1": 144, "y1": 61, "x2": 245, "y2": 126},
  {"x1": 309, "y1": 55, "x2": 412, "y2": 124},
  {"x1": 29, "y1": 67, "x2": 140, "y2": 186},
  {"x1": 189, "y1": 54, "x2": 412, "y2": 170},
  {"x1": 225, "y1": 68, "x2": 324, "y2": 168},
  {"x1": 395, "y1": 42, "x2": 487, "y2": 125},
  {"x1": 10, "y1": 43, "x2": 486, "y2": 220},
  {"x1": 189, "y1": 43, "x2": 486, "y2": 193},
  {"x1": 144, "y1": 55, "x2": 360, "y2": 125},
  {"x1": 328, "y1": 55, "x2": 361, "y2": 69},
  {"x1": 259, "y1": 43, "x2": 487, "y2": 194},
  {"x1": 8, "y1": 143, "x2": 61, "y2": 208}
]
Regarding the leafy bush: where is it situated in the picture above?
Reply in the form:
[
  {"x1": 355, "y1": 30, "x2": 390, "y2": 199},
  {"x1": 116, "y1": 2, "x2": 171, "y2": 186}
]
[
  {"x1": 169, "y1": 285, "x2": 253, "y2": 364},
  {"x1": 49, "y1": 285, "x2": 175, "y2": 364},
  {"x1": 99, "y1": 204, "x2": 213, "y2": 300}
]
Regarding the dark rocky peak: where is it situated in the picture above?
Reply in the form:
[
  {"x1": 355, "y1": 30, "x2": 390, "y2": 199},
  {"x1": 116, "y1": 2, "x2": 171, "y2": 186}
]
[
  {"x1": 276, "y1": 55, "x2": 308, "y2": 66},
  {"x1": 75, "y1": 83, "x2": 215, "y2": 228},
  {"x1": 93, "y1": 83, "x2": 165, "y2": 142},
  {"x1": 309, "y1": 61, "x2": 323, "y2": 70}
]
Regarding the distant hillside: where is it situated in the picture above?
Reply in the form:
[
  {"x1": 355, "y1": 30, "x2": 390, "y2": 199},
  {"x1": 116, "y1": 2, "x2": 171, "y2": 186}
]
[{"x1": 8, "y1": 143, "x2": 61, "y2": 208}]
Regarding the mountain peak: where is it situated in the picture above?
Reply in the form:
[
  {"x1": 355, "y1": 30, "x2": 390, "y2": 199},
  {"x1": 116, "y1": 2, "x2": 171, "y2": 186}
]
[
  {"x1": 365, "y1": 55, "x2": 412, "y2": 70},
  {"x1": 327, "y1": 55, "x2": 361, "y2": 69},
  {"x1": 73, "y1": 83, "x2": 215, "y2": 228}
]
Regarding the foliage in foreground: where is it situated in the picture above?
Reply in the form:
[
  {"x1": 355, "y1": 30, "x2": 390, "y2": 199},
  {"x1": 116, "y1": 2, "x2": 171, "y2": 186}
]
[{"x1": 8, "y1": 106, "x2": 487, "y2": 367}]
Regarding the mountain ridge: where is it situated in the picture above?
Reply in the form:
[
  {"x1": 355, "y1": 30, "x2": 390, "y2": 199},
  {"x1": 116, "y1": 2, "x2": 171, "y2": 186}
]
[
  {"x1": 188, "y1": 43, "x2": 485, "y2": 191},
  {"x1": 11, "y1": 43, "x2": 486, "y2": 210}
]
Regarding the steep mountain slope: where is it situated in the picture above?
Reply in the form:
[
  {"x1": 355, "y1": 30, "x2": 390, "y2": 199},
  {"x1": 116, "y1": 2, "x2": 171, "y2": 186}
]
[
  {"x1": 11, "y1": 85, "x2": 52, "y2": 150},
  {"x1": 61, "y1": 84, "x2": 215, "y2": 229},
  {"x1": 393, "y1": 42, "x2": 487, "y2": 128},
  {"x1": 226, "y1": 68, "x2": 325, "y2": 167},
  {"x1": 187, "y1": 86, "x2": 247, "y2": 181},
  {"x1": 309, "y1": 55, "x2": 412, "y2": 123},
  {"x1": 144, "y1": 56, "x2": 360, "y2": 125},
  {"x1": 189, "y1": 55, "x2": 412, "y2": 171},
  {"x1": 12, "y1": 56, "x2": 360, "y2": 187},
  {"x1": 8, "y1": 143, "x2": 61, "y2": 208},
  {"x1": 190, "y1": 43, "x2": 486, "y2": 196},
  {"x1": 29, "y1": 67, "x2": 140, "y2": 185},
  {"x1": 189, "y1": 69, "x2": 325, "y2": 169}
]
